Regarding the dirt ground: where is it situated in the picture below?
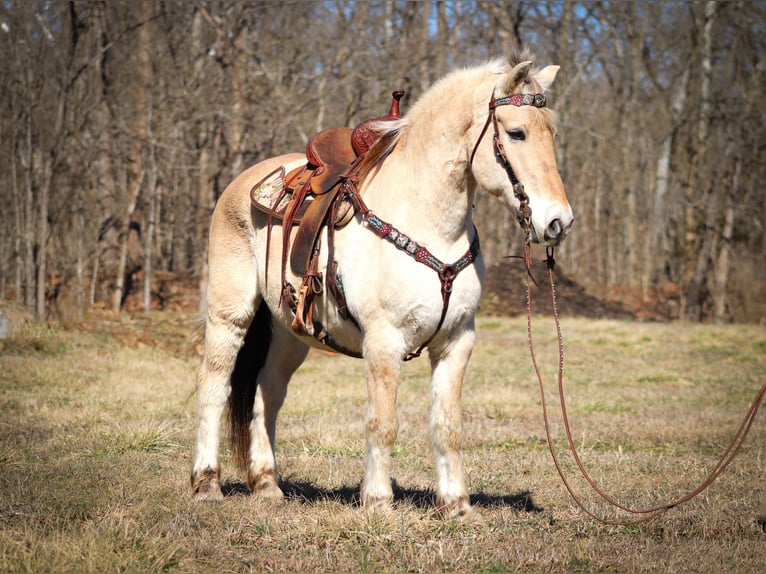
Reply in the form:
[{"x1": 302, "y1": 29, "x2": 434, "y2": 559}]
[
  {"x1": 481, "y1": 258, "x2": 638, "y2": 320},
  {"x1": 1, "y1": 312, "x2": 764, "y2": 573}
]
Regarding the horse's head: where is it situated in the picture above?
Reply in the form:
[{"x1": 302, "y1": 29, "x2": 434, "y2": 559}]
[{"x1": 471, "y1": 60, "x2": 573, "y2": 246}]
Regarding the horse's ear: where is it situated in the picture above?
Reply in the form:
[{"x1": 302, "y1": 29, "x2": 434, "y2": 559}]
[
  {"x1": 535, "y1": 65, "x2": 560, "y2": 92},
  {"x1": 498, "y1": 60, "x2": 533, "y2": 96}
]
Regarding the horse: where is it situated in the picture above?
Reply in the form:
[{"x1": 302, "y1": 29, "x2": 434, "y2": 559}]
[{"x1": 190, "y1": 52, "x2": 573, "y2": 519}]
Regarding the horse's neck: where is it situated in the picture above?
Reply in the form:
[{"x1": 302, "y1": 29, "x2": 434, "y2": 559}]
[{"x1": 364, "y1": 133, "x2": 476, "y2": 248}]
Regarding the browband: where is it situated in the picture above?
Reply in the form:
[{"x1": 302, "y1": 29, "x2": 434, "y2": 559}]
[
  {"x1": 491, "y1": 93, "x2": 547, "y2": 109},
  {"x1": 469, "y1": 92, "x2": 547, "y2": 167}
]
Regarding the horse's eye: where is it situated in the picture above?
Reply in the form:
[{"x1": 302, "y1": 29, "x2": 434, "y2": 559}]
[{"x1": 506, "y1": 128, "x2": 526, "y2": 142}]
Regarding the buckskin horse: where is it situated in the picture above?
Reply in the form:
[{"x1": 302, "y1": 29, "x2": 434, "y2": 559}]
[{"x1": 191, "y1": 52, "x2": 573, "y2": 518}]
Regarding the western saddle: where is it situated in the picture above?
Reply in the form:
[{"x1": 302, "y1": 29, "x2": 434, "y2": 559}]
[{"x1": 250, "y1": 91, "x2": 405, "y2": 352}]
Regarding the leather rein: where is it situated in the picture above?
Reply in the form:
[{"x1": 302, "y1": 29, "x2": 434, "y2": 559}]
[
  {"x1": 527, "y1": 250, "x2": 766, "y2": 525},
  {"x1": 471, "y1": 90, "x2": 766, "y2": 524}
]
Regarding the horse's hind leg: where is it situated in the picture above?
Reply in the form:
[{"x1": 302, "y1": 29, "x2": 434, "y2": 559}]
[
  {"x1": 429, "y1": 325, "x2": 476, "y2": 518},
  {"x1": 247, "y1": 322, "x2": 308, "y2": 498},
  {"x1": 191, "y1": 228, "x2": 260, "y2": 501},
  {"x1": 191, "y1": 307, "x2": 254, "y2": 500}
]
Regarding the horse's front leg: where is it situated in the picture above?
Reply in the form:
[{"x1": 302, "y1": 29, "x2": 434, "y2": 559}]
[
  {"x1": 361, "y1": 339, "x2": 402, "y2": 511},
  {"x1": 429, "y1": 324, "x2": 476, "y2": 518}
]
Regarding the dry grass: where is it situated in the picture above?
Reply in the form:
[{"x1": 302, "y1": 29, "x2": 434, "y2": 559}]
[{"x1": 0, "y1": 312, "x2": 764, "y2": 572}]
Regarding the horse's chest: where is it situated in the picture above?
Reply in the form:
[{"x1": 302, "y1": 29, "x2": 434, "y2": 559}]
[{"x1": 335, "y1": 233, "x2": 483, "y2": 334}]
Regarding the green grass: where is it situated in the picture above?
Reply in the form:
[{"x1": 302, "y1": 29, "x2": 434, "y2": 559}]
[
  {"x1": 0, "y1": 314, "x2": 764, "y2": 572},
  {"x1": 0, "y1": 321, "x2": 69, "y2": 355}
]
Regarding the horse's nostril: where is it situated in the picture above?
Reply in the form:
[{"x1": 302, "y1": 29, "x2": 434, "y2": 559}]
[
  {"x1": 547, "y1": 218, "x2": 562, "y2": 237},
  {"x1": 543, "y1": 217, "x2": 573, "y2": 244}
]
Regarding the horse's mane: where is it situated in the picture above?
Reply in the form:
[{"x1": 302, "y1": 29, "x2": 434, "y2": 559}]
[{"x1": 356, "y1": 50, "x2": 557, "y2": 186}]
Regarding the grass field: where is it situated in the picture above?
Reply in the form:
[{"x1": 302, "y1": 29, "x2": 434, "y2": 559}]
[{"x1": 0, "y1": 311, "x2": 764, "y2": 572}]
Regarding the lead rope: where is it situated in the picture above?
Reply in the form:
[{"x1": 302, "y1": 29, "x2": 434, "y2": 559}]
[{"x1": 525, "y1": 242, "x2": 766, "y2": 525}]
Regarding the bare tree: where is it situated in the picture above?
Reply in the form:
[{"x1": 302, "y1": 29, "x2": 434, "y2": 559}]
[
  {"x1": 684, "y1": 0, "x2": 718, "y2": 321},
  {"x1": 1, "y1": 1, "x2": 764, "y2": 322}
]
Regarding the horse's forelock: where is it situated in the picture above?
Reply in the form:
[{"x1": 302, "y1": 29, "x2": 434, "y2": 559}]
[
  {"x1": 535, "y1": 107, "x2": 559, "y2": 136},
  {"x1": 502, "y1": 51, "x2": 559, "y2": 133},
  {"x1": 507, "y1": 48, "x2": 536, "y2": 69}
]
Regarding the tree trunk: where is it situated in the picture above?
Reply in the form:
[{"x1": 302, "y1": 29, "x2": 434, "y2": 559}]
[
  {"x1": 196, "y1": 126, "x2": 220, "y2": 313},
  {"x1": 713, "y1": 159, "x2": 738, "y2": 322},
  {"x1": 622, "y1": 3, "x2": 642, "y2": 288},
  {"x1": 685, "y1": 0, "x2": 718, "y2": 321},
  {"x1": 90, "y1": 0, "x2": 119, "y2": 309},
  {"x1": 34, "y1": 165, "x2": 50, "y2": 321},
  {"x1": 22, "y1": 88, "x2": 35, "y2": 312},
  {"x1": 143, "y1": 136, "x2": 158, "y2": 313},
  {"x1": 35, "y1": 89, "x2": 70, "y2": 320},
  {"x1": 112, "y1": 169, "x2": 145, "y2": 313},
  {"x1": 11, "y1": 133, "x2": 22, "y2": 302},
  {"x1": 75, "y1": 193, "x2": 84, "y2": 320},
  {"x1": 228, "y1": 18, "x2": 246, "y2": 181},
  {"x1": 112, "y1": 0, "x2": 153, "y2": 313},
  {"x1": 643, "y1": 67, "x2": 689, "y2": 299}
]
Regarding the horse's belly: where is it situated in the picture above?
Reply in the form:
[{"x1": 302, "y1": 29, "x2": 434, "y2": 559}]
[
  {"x1": 256, "y1": 252, "x2": 365, "y2": 358},
  {"x1": 297, "y1": 298, "x2": 365, "y2": 356}
]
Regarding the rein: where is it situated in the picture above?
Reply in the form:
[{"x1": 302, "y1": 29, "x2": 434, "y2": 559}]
[
  {"x1": 477, "y1": 89, "x2": 766, "y2": 523},
  {"x1": 524, "y1": 243, "x2": 766, "y2": 525}
]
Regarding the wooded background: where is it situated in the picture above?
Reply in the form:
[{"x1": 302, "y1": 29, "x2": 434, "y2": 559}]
[{"x1": 1, "y1": 0, "x2": 764, "y2": 323}]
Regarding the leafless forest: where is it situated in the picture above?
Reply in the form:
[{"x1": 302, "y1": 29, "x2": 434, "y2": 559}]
[{"x1": 1, "y1": 1, "x2": 764, "y2": 323}]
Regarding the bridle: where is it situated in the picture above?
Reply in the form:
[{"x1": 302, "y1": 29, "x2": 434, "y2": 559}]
[
  {"x1": 343, "y1": 91, "x2": 546, "y2": 360},
  {"x1": 470, "y1": 89, "x2": 765, "y2": 524},
  {"x1": 470, "y1": 92, "x2": 548, "y2": 239}
]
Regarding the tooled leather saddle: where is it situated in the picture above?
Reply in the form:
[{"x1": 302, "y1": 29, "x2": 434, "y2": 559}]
[{"x1": 250, "y1": 91, "x2": 404, "y2": 349}]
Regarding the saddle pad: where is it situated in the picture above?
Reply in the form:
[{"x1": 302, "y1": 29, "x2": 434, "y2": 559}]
[
  {"x1": 250, "y1": 166, "x2": 293, "y2": 216},
  {"x1": 250, "y1": 164, "x2": 354, "y2": 228}
]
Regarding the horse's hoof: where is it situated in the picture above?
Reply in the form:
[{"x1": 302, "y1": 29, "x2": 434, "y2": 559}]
[
  {"x1": 454, "y1": 506, "x2": 483, "y2": 523},
  {"x1": 191, "y1": 470, "x2": 224, "y2": 502},
  {"x1": 248, "y1": 469, "x2": 284, "y2": 501},
  {"x1": 363, "y1": 495, "x2": 394, "y2": 514},
  {"x1": 191, "y1": 467, "x2": 223, "y2": 501},
  {"x1": 253, "y1": 481, "x2": 285, "y2": 501},
  {"x1": 193, "y1": 486, "x2": 224, "y2": 502},
  {"x1": 438, "y1": 497, "x2": 479, "y2": 521}
]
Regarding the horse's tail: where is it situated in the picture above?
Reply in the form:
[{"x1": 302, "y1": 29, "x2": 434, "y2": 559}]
[{"x1": 228, "y1": 300, "x2": 272, "y2": 471}]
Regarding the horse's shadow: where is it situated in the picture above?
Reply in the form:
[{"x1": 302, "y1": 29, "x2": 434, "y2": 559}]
[{"x1": 221, "y1": 478, "x2": 543, "y2": 513}]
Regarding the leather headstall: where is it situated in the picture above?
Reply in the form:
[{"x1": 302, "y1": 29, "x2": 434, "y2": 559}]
[{"x1": 469, "y1": 91, "x2": 547, "y2": 237}]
